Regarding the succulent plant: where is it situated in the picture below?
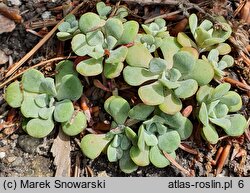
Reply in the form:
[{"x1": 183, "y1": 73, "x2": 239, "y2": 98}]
[
  {"x1": 69, "y1": 3, "x2": 138, "y2": 79},
  {"x1": 137, "y1": 18, "x2": 169, "y2": 52},
  {"x1": 96, "y1": 1, "x2": 112, "y2": 19},
  {"x1": 81, "y1": 95, "x2": 193, "y2": 173},
  {"x1": 196, "y1": 83, "x2": 247, "y2": 144},
  {"x1": 4, "y1": 60, "x2": 87, "y2": 138},
  {"x1": 123, "y1": 42, "x2": 215, "y2": 114},
  {"x1": 203, "y1": 49, "x2": 234, "y2": 79},
  {"x1": 177, "y1": 14, "x2": 232, "y2": 53},
  {"x1": 56, "y1": 14, "x2": 79, "y2": 41}
]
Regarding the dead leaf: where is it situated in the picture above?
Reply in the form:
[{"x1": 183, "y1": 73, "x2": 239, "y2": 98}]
[
  {"x1": 0, "y1": 15, "x2": 15, "y2": 34},
  {"x1": 51, "y1": 128, "x2": 71, "y2": 177}
]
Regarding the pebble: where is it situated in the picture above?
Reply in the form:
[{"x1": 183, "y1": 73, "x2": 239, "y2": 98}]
[
  {"x1": 7, "y1": 0, "x2": 21, "y2": 6},
  {"x1": 12, "y1": 157, "x2": 23, "y2": 167},
  {"x1": 17, "y1": 135, "x2": 42, "y2": 154},
  {"x1": 41, "y1": 11, "x2": 51, "y2": 19},
  {"x1": 7, "y1": 156, "x2": 16, "y2": 163},
  {"x1": 0, "y1": 15, "x2": 16, "y2": 34},
  {"x1": 0, "y1": 50, "x2": 9, "y2": 65},
  {"x1": 0, "y1": 152, "x2": 6, "y2": 159}
]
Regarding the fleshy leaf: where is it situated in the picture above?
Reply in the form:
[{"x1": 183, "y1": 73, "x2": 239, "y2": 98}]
[
  {"x1": 34, "y1": 94, "x2": 49, "y2": 108},
  {"x1": 39, "y1": 106, "x2": 55, "y2": 120},
  {"x1": 214, "y1": 103, "x2": 229, "y2": 118},
  {"x1": 149, "y1": 58, "x2": 169, "y2": 74},
  {"x1": 130, "y1": 145, "x2": 150, "y2": 166},
  {"x1": 80, "y1": 134, "x2": 111, "y2": 159},
  {"x1": 107, "y1": 145, "x2": 123, "y2": 162},
  {"x1": 76, "y1": 57, "x2": 103, "y2": 76},
  {"x1": 189, "y1": 13, "x2": 198, "y2": 36},
  {"x1": 105, "y1": 18, "x2": 124, "y2": 40},
  {"x1": 220, "y1": 55, "x2": 234, "y2": 67},
  {"x1": 144, "y1": 131, "x2": 158, "y2": 146},
  {"x1": 125, "y1": 126, "x2": 138, "y2": 146},
  {"x1": 201, "y1": 124, "x2": 218, "y2": 144},
  {"x1": 150, "y1": 146, "x2": 176, "y2": 168},
  {"x1": 223, "y1": 114, "x2": 246, "y2": 136},
  {"x1": 128, "y1": 103, "x2": 155, "y2": 121},
  {"x1": 177, "y1": 32, "x2": 197, "y2": 48},
  {"x1": 86, "y1": 31, "x2": 104, "y2": 46},
  {"x1": 160, "y1": 37, "x2": 181, "y2": 68},
  {"x1": 96, "y1": 2, "x2": 111, "y2": 18},
  {"x1": 215, "y1": 43, "x2": 231, "y2": 55},
  {"x1": 105, "y1": 96, "x2": 130, "y2": 125},
  {"x1": 123, "y1": 66, "x2": 159, "y2": 86},
  {"x1": 26, "y1": 117, "x2": 54, "y2": 138},
  {"x1": 209, "y1": 117, "x2": 231, "y2": 130},
  {"x1": 117, "y1": 21, "x2": 139, "y2": 45},
  {"x1": 120, "y1": 135, "x2": 131, "y2": 150},
  {"x1": 220, "y1": 91, "x2": 242, "y2": 112},
  {"x1": 71, "y1": 34, "x2": 93, "y2": 56},
  {"x1": 79, "y1": 12, "x2": 101, "y2": 33},
  {"x1": 199, "y1": 102, "x2": 209, "y2": 126},
  {"x1": 55, "y1": 60, "x2": 78, "y2": 87},
  {"x1": 210, "y1": 83, "x2": 231, "y2": 101},
  {"x1": 105, "y1": 46, "x2": 128, "y2": 64},
  {"x1": 196, "y1": 85, "x2": 213, "y2": 104},
  {"x1": 188, "y1": 59, "x2": 214, "y2": 86},
  {"x1": 62, "y1": 111, "x2": 87, "y2": 136},
  {"x1": 174, "y1": 79, "x2": 198, "y2": 99},
  {"x1": 21, "y1": 92, "x2": 41, "y2": 118},
  {"x1": 5, "y1": 81, "x2": 23, "y2": 108},
  {"x1": 138, "y1": 82, "x2": 164, "y2": 105},
  {"x1": 173, "y1": 51, "x2": 195, "y2": 76},
  {"x1": 40, "y1": 77, "x2": 57, "y2": 97},
  {"x1": 119, "y1": 150, "x2": 138, "y2": 173},
  {"x1": 56, "y1": 74, "x2": 83, "y2": 101},
  {"x1": 126, "y1": 42, "x2": 153, "y2": 68},
  {"x1": 104, "y1": 62, "x2": 123, "y2": 79},
  {"x1": 158, "y1": 89, "x2": 182, "y2": 115},
  {"x1": 158, "y1": 130, "x2": 181, "y2": 153},
  {"x1": 137, "y1": 125, "x2": 145, "y2": 151},
  {"x1": 22, "y1": 69, "x2": 44, "y2": 93},
  {"x1": 54, "y1": 99, "x2": 74, "y2": 122}
]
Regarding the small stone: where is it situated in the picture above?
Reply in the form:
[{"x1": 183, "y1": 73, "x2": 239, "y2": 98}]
[
  {"x1": 17, "y1": 135, "x2": 42, "y2": 154},
  {"x1": 7, "y1": 156, "x2": 16, "y2": 163},
  {"x1": 7, "y1": 0, "x2": 21, "y2": 6},
  {"x1": 0, "y1": 50, "x2": 9, "y2": 65},
  {"x1": 41, "y1": 11, "x2": 51, "y2": 19},
  {"x1": 0, "y1": 15, "x2": 16, "y2": 34},
  {"x1": 0, "y1": 152, "x2": 6, "y2": 159},
  {"x1": 12, "y1": 157, "x2": 23, "y2": 167}
]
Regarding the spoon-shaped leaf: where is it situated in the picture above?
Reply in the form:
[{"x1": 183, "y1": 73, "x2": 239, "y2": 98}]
[
  {"x1": 56, "y1": 74, "x2": 83, "y2": 101},
  {"x1": 128, "y1": 103, "x2": 155, "y2": 121},
  {"x1": 158, "y1": 130, "x2": 181, "y2": 153},
  {"x1": 201, "y1": 124, "x2": 218, "y2": 144},
  {"x1": 71, "y1": 34, "x2": 93, "y2": 56},
  {"x1": 223, "y1": 114, "x2": 246, "y2": 136},
  {"x1": 150, "y1": 146, "x2": 176, "y2": 168},
  {"x1": 104, "y1": 62, "x2": 124, "y2": 79},
  {"x1": 105, "y1": 18, "x2": 124, "y2": 40},
  {"x1": 80, "y1": 134, "x2": 111, "y2": 159},
  {"x1": 173, "y1": 51, "x2": 195, "y2": 76},
  {"x1": 117, "y1": 21, "x2": 139, "y2": 45},
  {"x1": 54, "y1": 99, "x2": 74, "y2": 122},
  {"x1": 62, "y1": 111, "x2": 87, "y2": 136},
  {"x1": 119, "y1": 150, "x2": 138, "y2": 173},
  {"x1": 26, "y1": 117, "x2": 54, "y2": 138},
  {"x1": 160, "y1": 37, "x2": 181, "y2": 68},
  {"x1": 79, "y1": 12, "x2": 101, "y2": 33},
  {"x1": 130, "y1": 145, "x2": 150, "y2": 166},
  {"x1": 21, "y1": 92, "x2": 41, "y2": 118},
  {"x1": 22, "y1": 69, "x2": 44, "y2": 93},
  {"x1": 5, "y1": 81, "x2": 23, "y2": 108},
  {"x1": 86, "y1": 30, "x2": 104, "y2": 46},
  {"x1": 220, "y1": 91, "x2": 242, "y2": 112},
  {"x1": 123, "y1": 66, "x2": 159, "y2": 86},
  {"x1": 126, "y1": 42, "x2": 153, "y2": 68},
  {"x1": 107, "y1": 145, "x2": 123, "y2": 162},
  {"x1": 159, "y1": 89, "x2": 182, "y2": 115},
  {"x1": 199, "y1": 102, "x2": 209, "y2": 126},
  {"x1": 174, "y1": 79, "x2": 198, "y2": 99},
  {"x1": 40, "y1": 77, "x2": 57, "y2": 97},
  {"x1": 105, "y1": 46, "x2": 128, "y2": 64},
  {"x1": 138, "y1": 82, "x2": 164, "y2": 106},
  {"x1": 76, "y1": 57, "x2": 103, "y2": 76},
  {"x1": 39, "y1": 106, "x2": 55, "y2": 120}
]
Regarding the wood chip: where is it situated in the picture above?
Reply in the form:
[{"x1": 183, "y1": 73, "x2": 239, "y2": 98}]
[
  {"x1": 0, "y1": 15, "x2": 15, "y2": 34},
  {"x1": 51, "y1": 128, "x2": 71, "y2": 177}
]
